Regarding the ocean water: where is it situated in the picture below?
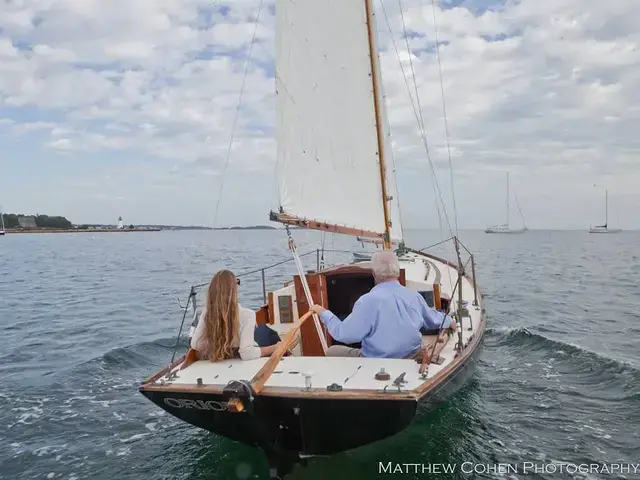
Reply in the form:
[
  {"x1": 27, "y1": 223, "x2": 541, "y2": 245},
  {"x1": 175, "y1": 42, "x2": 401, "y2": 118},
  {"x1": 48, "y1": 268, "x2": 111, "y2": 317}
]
[{"x1": 0, "y1": 229, "x2": 638, "y2": 480}]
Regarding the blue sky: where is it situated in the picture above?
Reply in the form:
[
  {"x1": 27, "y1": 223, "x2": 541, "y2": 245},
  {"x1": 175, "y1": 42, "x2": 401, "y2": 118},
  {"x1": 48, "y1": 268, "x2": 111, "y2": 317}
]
[{"x1": 1, "y1": 0, "x2": 639, "y2": 229}]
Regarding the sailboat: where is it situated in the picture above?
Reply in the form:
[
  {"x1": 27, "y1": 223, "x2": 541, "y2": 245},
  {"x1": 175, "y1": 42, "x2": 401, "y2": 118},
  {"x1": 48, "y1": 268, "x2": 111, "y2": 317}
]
[
  {"x1": 484, "y1": 172, "x2": 526, "y2": 234},
  {"x1": 139, "y1": 2, "x2": 486, "y2": 478},
  {"x1": 0, "y1": 206, "x2": 5, "y2": 235},
  {"x1": 589, "y1": 189, "x2": 621, "y2": 233},
  {"x1": 353, "y1": 236, "x2": 399, "y2": 262}
]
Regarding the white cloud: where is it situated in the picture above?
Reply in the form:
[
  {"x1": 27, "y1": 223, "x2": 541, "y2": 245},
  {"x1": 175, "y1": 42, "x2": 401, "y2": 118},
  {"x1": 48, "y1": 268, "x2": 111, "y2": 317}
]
[{"x1": 0, "y1": 0, "x2": 639, "y2": 228}]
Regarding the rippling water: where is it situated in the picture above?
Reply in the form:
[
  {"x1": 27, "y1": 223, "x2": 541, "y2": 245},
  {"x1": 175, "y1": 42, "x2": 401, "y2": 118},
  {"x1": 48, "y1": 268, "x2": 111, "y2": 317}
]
[{"x1": 1, "y1": 229, "x2": 638, "y2": 479}]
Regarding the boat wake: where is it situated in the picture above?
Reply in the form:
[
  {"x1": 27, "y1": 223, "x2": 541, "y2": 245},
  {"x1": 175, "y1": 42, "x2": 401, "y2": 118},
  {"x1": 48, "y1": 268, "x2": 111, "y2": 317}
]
[
  {"x1": 488, "y1": 326, "x2": 639, "y2": 372},
  {"x1": 485, "y1": 326, "x2": 640, "y2": 403},
  {"x1": 0, "y1": 337, "x2": 198, "y2": 479},
  {"x1": 95, "y1": 338, "x2": 185, "y2": 370}
]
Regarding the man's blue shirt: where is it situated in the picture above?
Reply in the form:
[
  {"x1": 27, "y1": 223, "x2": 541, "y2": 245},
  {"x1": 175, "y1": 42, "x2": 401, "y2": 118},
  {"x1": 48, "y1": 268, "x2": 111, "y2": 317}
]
[{"x1": 319, "y1": 280, "x2": 452, "y2": 358}]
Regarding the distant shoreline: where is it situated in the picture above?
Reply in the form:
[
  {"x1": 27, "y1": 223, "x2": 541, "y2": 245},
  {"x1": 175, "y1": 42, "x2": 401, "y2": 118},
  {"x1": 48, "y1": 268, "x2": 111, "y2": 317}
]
[
  {"x1": 3, "y1": 226, "x2": 285, "y2": 234},
  {"x1": 213, "y1": 225, "x2": 277, "y2": 230},
  {"x1": 5, "y1": 228, "x2": 163, "y2": 234},
  {"x1": 2, "y1": 225, "x2": 281, "y2": 234}
]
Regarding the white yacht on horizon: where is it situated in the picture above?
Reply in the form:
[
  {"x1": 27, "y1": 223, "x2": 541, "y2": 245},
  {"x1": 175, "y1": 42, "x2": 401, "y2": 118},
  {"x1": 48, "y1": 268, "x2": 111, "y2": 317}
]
[
  {"x1": 485, "y1": 172, "x2": 527, "y2": 234},
  {"x1": 589, "y1": 189, "x2": 621, "y2": 233}
]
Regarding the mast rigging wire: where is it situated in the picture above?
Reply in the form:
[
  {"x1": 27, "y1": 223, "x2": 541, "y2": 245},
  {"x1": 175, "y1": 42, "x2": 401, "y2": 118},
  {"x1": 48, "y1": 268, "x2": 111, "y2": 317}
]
[
  {"x1": 395, "y1": 0, "x2": 443, "y2": 232},
  {"x1": 378, "y1": 0, "x2": 455, "y2": 240},
  {"x1": 211, "y1": 0, "x2": 265, "y2": 229},
  {"x1": 427, "y1": 0, "x2": 459, "y2": 238},
  {"x1": 380, "y1": 0, "x2": 459, "y2": 291}
]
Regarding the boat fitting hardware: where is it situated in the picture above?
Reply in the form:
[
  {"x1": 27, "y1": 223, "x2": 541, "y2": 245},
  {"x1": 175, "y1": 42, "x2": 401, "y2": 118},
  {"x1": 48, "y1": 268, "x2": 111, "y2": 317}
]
[
  {"x1": 302, "y1": 372, "x2": 313, "y2": 391},
  {"x1": 382, "y1": 384, "x2": 405, "y2": 393},
  {"x1": 431, "y1": 355, "x2": 445, "y2": 365},
  {"x1": 392, "y1": 372, "x2": 407, "y2": 386},
  {"x1": 227, "y1": 397, "x2": 245, "y2": 413},
  {"x1": 224, "y1": 380, "x2": 255, "y2": 403}
]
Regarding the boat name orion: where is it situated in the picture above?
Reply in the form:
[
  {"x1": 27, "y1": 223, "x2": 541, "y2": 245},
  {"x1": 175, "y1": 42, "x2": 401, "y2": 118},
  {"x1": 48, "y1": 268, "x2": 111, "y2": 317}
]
[{"x1": 164, "y1": 397, "x2": 228, "y2": 411}]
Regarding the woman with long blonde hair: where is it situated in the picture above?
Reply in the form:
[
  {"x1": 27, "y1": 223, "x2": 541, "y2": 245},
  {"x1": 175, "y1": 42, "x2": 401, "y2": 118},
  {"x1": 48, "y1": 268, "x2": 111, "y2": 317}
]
[{"x1": 191, "y1": 270, "x2": 280, "y2": 361}]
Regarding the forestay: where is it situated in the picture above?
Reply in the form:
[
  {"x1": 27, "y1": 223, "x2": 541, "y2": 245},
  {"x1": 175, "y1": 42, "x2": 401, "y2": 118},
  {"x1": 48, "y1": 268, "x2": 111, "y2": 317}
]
[{"x1": 274, "y1": 0, "x2": 403, "y2": 241}]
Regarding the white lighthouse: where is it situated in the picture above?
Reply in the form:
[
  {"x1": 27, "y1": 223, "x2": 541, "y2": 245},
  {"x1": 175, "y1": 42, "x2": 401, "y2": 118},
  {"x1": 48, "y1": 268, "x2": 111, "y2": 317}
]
[{"x1": 117, "y1": 216, "x2": 124, "y2": 229}]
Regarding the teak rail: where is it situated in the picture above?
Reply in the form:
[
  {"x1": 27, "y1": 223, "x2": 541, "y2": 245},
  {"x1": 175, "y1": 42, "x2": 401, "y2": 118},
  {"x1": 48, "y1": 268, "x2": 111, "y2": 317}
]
[{"x1": 250, "y1": 311, "x2": 314, "y2": 393}]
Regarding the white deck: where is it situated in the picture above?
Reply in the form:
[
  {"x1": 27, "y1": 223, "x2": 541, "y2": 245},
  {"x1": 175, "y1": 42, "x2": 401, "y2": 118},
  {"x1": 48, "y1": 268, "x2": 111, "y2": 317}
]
[{"x1": 155, "y1": 252, "x2": 483, "y2": 393}]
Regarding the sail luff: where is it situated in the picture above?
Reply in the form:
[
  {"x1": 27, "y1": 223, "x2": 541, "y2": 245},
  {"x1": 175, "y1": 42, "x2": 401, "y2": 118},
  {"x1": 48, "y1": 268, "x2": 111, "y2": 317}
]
[{"x1": 364, "y1": 0, "x2": 392, "y2": 249}]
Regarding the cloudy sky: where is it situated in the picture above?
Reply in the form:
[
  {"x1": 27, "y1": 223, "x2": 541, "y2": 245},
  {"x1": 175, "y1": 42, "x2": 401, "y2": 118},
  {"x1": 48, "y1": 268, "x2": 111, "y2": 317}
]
[{"x1": 1, "y1": 0, "x2": 638, "y2": 230}]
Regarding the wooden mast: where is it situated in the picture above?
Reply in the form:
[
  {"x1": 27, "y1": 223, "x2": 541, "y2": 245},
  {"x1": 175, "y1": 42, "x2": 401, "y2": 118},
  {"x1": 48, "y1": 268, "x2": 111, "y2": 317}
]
[{"x1": 364, "y1": 0, "x2": 392, "y2": 250}]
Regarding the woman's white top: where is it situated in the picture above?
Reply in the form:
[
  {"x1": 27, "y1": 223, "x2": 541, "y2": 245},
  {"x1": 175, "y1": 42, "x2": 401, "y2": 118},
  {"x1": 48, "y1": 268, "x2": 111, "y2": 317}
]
[{"x1": 190, "y1": 304, "x2": 261, "y2": 360}]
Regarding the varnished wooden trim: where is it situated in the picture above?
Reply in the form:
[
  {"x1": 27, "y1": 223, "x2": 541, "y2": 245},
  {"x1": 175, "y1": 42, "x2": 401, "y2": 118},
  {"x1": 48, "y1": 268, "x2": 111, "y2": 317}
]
[
  {"x1": 364, "y1": 0, "x2": 393, "y2": 249},
  {"x1": 140, "y1": 383, "x2": 224, "y2": 394},
  {"x1": 180, "y1": 348, "x2": 199, "y2": 370},
  {"x1": 295, "y1": 273, "x2": 330, "y2": 356},
  {"x1": 256, "y1": 304, "x2": 269, "y2": 325},
  {"x1": 270, "y1": 212, "x2": 385, "y2": 240},
  {"x1": 268, "y1": 292, "x2": 275, "y2": 325},
  {"x1": 320, "y1": 264, "x2": 372, "y2": 276},
  {"x1": 258, "y1": 386, "x2": 417, "y2": 400},
  {"x1": 251, "y1": 311, "x2": 314, "y2": 393},
  {"x1": 139, "y1": 381, "x2": 417, "y2": 400},
  {"x1": 433, "y1": 283, "x2": 442, "y2": 310},
  {"x1": 141, "y1": 353, "x2": 187, "y2": 385}
]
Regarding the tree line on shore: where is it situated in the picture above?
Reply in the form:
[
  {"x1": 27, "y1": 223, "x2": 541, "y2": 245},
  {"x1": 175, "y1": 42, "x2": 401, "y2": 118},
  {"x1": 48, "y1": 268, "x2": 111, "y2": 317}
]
[{"x1": 2, "y1": 214, "x2": 73, "y2": 229}]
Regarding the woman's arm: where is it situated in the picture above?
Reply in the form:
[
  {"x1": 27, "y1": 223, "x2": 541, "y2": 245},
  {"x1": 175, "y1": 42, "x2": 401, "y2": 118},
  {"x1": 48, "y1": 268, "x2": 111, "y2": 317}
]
[
  {"x1": 190, "y1": 310, "x2": 206, "y2": 351},
  {"x1": 260, "y1": 343, "x2": 281, "y2": 356}
]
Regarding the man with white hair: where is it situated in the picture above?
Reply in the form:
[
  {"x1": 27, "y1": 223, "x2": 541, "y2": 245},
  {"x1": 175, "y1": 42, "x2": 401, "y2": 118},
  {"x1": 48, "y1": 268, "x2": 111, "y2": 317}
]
[{"x1": 310, "y1": 250, "x2": 456, "y2": 358}]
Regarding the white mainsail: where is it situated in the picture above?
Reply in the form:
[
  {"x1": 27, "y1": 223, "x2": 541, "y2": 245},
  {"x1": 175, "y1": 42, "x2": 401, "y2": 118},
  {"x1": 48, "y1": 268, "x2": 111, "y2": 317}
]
[{"x1": 274, "y1": 0, "x2": 403, "y2": 242}]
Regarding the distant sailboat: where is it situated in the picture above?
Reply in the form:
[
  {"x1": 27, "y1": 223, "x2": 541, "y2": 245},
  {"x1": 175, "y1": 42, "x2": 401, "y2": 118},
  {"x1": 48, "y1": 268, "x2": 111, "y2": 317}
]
[
  {"x1": 0, "y1": 206, "x2": 5, "y2": 236},
  {"x1": 589, "y1": 189, "x2": 621, "y2": 233},
  {"x1": 485, "y1": 172, "x2": 526, "y2": 234}
]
